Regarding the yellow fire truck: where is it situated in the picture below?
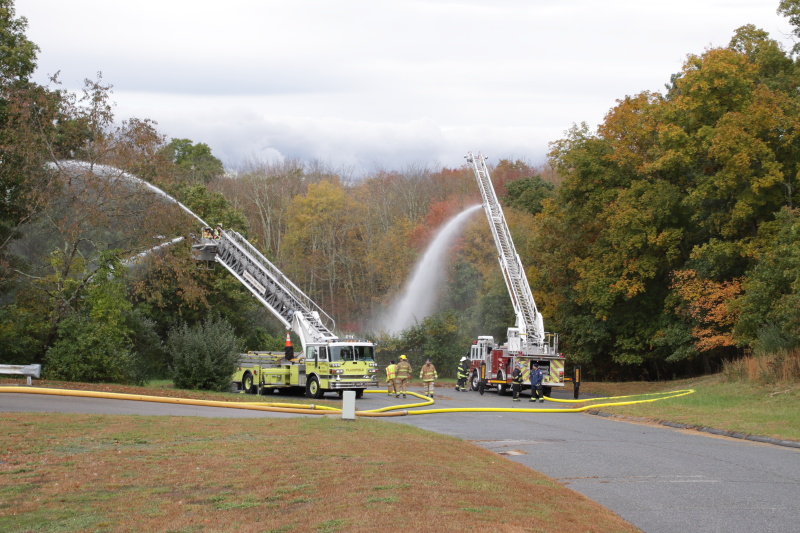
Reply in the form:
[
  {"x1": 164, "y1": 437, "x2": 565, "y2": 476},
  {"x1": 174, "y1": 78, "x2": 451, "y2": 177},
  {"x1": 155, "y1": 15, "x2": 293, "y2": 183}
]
[{"x1": 193, "y1": 229, "x2": 379, "y2": 399}]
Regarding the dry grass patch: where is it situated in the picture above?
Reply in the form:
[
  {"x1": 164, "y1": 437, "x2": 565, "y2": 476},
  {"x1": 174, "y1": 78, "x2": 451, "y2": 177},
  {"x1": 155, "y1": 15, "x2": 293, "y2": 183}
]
[{"x1": 0, "y1": 414, "x2": 637, "y2": 533}]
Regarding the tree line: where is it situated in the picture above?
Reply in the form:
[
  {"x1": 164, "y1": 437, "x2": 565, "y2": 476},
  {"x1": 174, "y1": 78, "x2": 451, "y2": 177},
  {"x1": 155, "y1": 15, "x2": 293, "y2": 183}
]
[{"x1": 2, "y1": 0, "x2": 799, "y2": 387}]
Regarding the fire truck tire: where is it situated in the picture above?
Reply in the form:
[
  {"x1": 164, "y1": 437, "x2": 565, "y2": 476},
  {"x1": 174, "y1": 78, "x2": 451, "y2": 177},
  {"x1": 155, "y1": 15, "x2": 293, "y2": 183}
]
[
  {"x1": 496, "y1": 372, "x2": 507, "y2": 395},
  {"x1": 306, "y1": 376, "x2": 323, "y2": 399},
  {"x1": 470, "y1": 373, "x2": 480, "y2": 391},
  {"x1": 543, "y1": 386, "x2": 552, "y2": 397},
  {"x1": 242, "y1": 372, "x2": 255, "y2": 394},
  {"x1": 355, "y1": 389, "x2": 364, "y2": 399}
]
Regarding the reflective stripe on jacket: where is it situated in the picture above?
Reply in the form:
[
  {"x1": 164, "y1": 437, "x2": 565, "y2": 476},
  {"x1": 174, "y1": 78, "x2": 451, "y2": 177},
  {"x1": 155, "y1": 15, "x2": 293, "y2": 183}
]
[
  {"x1": 457, "y1": 361, "x2": 469, "y2": 378},
  {"x1": 396, "y1": 361, "x2": 412, "y2": 379},
  {"x1": 420, "y1": 363, "x2": 438, "y2": 381},
  {"x1": 386, "y1": 364, "x2": 397, "y2": 380}
]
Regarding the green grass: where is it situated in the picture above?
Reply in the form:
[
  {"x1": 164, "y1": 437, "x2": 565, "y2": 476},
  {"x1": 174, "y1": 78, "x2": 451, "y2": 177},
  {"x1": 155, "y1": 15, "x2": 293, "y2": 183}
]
[{"x1": 583, "y1": 375, "x2": 800, "y2": 442}]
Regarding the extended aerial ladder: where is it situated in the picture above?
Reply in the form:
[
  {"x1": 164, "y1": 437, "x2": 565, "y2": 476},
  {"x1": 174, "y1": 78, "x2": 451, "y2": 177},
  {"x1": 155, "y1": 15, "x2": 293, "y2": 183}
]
[
  {"x1": 51, "y1": 160, "x2": 377, "y2": 397},
  {"x1": 194, "y1": 230, "x2": 338, "y2": 352},
  {"x1": 466, "y1": 151, "x2": 557, "y2": 357}
]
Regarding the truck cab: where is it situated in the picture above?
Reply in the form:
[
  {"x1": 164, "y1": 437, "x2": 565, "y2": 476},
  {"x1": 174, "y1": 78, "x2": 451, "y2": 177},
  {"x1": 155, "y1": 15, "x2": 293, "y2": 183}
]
[{"x1": 304, "y1": 341, "x2": 378, "y2": 399}]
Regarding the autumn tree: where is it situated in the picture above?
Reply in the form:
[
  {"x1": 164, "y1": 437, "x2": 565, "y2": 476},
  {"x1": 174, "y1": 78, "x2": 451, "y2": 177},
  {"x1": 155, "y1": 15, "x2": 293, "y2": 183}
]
[
  {"x1": 535, "y1": 19, "x2": 800, "y2": 378},
  {"x1": 159, "y1": 137, "x2": 224, "y2": 184},
  {"x1": 671, "y1": 269, "x2": 742, "y2": 372},
  {"x1": 0, "y1": 1, "x2": 61, "y2": 285}
]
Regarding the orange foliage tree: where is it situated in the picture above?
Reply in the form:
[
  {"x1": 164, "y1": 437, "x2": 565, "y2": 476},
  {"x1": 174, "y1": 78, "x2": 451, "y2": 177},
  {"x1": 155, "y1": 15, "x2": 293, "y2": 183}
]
[{"x1": 671, "y1": 269, "x2": 742, "y2": 353}]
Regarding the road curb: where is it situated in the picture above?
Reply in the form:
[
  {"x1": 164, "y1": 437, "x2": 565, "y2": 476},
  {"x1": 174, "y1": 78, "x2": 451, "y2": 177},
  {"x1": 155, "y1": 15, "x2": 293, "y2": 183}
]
[{"x1": 585, "y1": 409, "x2": 800, "y2": 450}]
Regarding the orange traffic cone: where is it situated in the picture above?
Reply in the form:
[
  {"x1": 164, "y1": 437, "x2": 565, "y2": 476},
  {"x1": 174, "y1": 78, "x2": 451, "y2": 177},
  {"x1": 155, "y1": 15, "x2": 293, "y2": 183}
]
[{"x1": 284, "y1": 331, "x2": 294, "y2": 359}]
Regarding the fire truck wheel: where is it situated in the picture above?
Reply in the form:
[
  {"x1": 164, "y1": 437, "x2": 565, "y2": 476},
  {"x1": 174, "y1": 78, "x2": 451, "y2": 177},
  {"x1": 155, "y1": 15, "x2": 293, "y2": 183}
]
[
  {"x1": 242, "y1": 372, "x2": 255, "y2": 394},
  {"x1": 543, "y1": 386, "x2": 552, "y2": 397},
  {"x1": 496, "y1": 372, "x2": 507, "y2": 395},
  {"x1": 355, "y1": 389, "x2": 364, "y2": 399},
  {"x1": 470, "y1": 373, "x2": 480, "y2": 391},
  {"x1": 306, "y1": 376, "x2": 323, "y2": 399}
]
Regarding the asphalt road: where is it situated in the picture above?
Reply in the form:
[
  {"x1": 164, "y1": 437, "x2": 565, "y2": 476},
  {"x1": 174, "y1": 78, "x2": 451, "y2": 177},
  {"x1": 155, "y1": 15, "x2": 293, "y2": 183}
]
[{"x1": 2, "y1": 385, "x2": 799, "y2": 533}]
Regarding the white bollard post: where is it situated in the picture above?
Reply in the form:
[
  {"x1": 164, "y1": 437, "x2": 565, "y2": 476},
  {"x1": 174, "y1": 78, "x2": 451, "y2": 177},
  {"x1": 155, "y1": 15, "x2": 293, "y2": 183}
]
[{"x1": 342, "y1": 390, "x2": 356, "y2": 420}]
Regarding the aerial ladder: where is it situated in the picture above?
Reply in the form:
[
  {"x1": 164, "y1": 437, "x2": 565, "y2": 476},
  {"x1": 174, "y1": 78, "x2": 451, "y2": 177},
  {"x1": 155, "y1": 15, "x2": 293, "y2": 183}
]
[
  {"x1": 210, "y1": 230, "x2": 337, "y2": 349},
  {"x1": 466, "y1": 151, "x2": 571, "y2": 397},
  {"x1": 466, "y1": 151, "x2": 555, "y2": 356},
  {"x1": 50, "y1": 160, "x2": 377, "y2": 397},
  {"x1": 192, "y1": 228, "x2": 379, "y2": 398}
]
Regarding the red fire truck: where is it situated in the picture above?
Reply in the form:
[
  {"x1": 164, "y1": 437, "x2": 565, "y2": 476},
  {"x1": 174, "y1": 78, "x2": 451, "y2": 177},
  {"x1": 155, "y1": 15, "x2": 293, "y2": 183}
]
[{"x1": 465, "y1": 152, "x2": 578, "y2": 399}]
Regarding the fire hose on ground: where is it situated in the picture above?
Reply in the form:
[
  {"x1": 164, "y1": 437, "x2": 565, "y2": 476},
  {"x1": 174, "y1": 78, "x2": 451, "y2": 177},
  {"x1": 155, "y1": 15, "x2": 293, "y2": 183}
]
[{"x1": 0, "y1": 386, "x2": 694, "y2": 417}]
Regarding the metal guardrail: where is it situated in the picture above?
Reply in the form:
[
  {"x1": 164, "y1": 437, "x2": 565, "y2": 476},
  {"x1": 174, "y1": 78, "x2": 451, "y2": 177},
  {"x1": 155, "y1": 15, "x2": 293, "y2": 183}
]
[{"x1": 0, "y1": 364, "x2": 41, "y2": 386}]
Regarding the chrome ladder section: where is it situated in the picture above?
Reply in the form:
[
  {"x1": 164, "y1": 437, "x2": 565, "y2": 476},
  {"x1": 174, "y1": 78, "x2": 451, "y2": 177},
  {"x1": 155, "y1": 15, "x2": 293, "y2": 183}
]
[
  {"x1": 466, "y1": 151, "x2": 545, "y2": 349},
  {"x1": 214, "y1": 230, "x2": 337, "y2": 341}
]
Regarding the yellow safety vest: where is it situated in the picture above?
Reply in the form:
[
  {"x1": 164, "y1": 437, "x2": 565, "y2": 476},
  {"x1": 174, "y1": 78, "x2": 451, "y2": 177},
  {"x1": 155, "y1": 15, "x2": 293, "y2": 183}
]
[{"x1": 386, "y1": 364, "x2": 397, "y2": 380}]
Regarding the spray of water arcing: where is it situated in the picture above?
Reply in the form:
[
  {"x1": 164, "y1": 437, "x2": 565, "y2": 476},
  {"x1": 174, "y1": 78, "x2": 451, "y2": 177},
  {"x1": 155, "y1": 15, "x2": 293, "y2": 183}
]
[{"x1": 378, "y1": 204, "x2": 482, "y2": 334}]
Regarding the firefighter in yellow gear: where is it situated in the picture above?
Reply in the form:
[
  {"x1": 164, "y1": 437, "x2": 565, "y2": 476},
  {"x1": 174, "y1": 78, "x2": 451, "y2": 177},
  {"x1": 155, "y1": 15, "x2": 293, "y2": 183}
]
[
  {"x1": 395, "y1": 355, "x2": 412, "y2": 398},
  {"x1": 419, "y1": 358, "x2": 438, "y2": 397},
  {"x1": 385, "y1": 360, "x2": 398, "y2": 396}
]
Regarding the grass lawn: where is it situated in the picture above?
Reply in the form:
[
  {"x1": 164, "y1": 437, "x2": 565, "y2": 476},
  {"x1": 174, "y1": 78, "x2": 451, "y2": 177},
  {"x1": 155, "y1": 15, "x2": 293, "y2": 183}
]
[
  {"x1": 0, "y1": 413, "x2": 636, "y2": 533},
  {"x1": 581, "y1": 375, "x2": 800, "y2": 442},
  {"x1": 2, "y1": 374, "x2": 797, "y2": 532}
]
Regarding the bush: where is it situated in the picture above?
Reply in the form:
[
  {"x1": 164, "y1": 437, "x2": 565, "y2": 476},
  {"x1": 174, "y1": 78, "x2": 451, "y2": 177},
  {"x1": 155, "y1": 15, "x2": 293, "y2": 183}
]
[
  {"x1": 168, "y1": 314, "x2": 243, "y2": 391},
  {"x1": 45, "y1": 313, "x2": 135, "y2": 383},
  {"x1": 126, "y1": 310, "x2": 167, "y2": 385}
]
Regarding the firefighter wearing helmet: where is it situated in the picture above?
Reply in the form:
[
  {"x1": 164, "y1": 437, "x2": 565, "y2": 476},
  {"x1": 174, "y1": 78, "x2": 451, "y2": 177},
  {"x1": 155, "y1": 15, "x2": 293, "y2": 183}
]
[
  {"x1": 456, "y1": 356, "x2": 469, "y2": 391},
  {"x1": 385, "y1": 360, "x2": 398, "y2": 397},
  {"x1": 395, "y1": 355, "x2": 412, "y2": 399},
  {"x1": 419, "y1": 358, "x2": 438, "y2": 398}
]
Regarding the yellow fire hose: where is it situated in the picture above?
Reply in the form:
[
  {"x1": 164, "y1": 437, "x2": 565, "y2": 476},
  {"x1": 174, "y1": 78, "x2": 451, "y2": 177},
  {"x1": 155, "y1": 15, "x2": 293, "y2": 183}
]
[{"x1": 0, "y1": 386, "x2": 694, "y2": 417}]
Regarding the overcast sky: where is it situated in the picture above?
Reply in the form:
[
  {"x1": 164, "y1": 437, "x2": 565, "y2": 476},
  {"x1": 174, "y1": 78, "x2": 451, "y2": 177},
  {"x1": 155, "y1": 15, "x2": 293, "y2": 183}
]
[{"x1": 15, "y1": 0, "x2": 795, "y2": 174}]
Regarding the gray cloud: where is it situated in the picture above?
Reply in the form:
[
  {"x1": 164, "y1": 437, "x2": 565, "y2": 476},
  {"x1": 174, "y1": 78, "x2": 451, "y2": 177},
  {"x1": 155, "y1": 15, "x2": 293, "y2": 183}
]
[{"x1": 16, "y1": 0, "x2": 792, "y2": 172}]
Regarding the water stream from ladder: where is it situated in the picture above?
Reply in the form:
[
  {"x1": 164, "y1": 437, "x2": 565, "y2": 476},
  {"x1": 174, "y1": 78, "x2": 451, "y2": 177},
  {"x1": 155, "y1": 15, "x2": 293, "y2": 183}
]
[{"x1": 378, "y1": 204, "x2": 482, "y2": 334}]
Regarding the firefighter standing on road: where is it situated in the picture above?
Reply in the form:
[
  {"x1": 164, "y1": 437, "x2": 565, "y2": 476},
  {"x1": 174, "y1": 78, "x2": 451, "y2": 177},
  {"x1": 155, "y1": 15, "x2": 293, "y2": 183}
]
[
  {"x1": 395, "y1": 355, "x2": 412, "y2": 399},
  {"x1": 456, "y1": 356, "x2": 469, "y2": 391},
  {"x1": 512, "y1": 362, "x2": 524, "y2": 401},
  {"x1": 419, "y1": 358, "x2": 438, "y2": 398},
  {"x1": 385, "y1": 360, "x2": 398, "y2": 397},
  {"x1": 529, "y1": 362, "x2": 544, "y2": 403}
]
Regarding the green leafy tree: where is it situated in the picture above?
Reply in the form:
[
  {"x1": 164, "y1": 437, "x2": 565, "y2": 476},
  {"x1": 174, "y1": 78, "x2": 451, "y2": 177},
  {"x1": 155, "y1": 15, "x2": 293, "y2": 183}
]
[
  {"x1": 0, "y1": 0, "x2": 37, "y2": 84},
  {"x1": 159, "y1": 138, "x2": 224, "y2": 184},
  {"x1": 168, "y1": 314, "x2": 242, "y2": 392},
  {"x1": 44, "y1": 264, "x2": 136, "y2": 383},
  {"x1": 734, "y1": 208, "x2": 800, "y2": 351},
  {"x1": 504, "y1": 175, "x2": 555, "y2": 215},
  {"x1": 399, "y1": 311, "x2": 467, "y2": 378},
  {"x1": 778, "y1": 0, "x2": 800, "y2": 54}
]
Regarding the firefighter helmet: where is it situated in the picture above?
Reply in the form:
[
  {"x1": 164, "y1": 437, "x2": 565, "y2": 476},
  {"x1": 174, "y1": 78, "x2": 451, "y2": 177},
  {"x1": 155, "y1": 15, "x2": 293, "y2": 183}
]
[{"x1": 400, "y1": 354, "x2": 407, "y2": 360}]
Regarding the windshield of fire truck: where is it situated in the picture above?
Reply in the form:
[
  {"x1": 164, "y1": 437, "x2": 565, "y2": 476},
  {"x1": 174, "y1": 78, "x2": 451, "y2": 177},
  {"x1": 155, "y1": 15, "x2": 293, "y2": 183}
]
[{"x1": 330, "y1": 345, "x2": 375, "y2": 362}]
